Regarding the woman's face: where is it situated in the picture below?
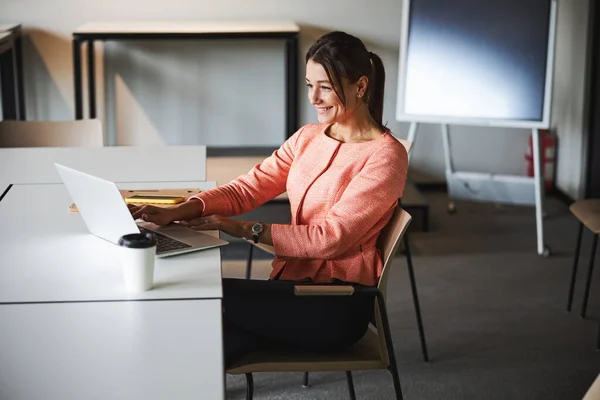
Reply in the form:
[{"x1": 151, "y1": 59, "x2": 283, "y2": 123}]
[{"x1": 305, "y1": 59, "x2": 363, "y2": 125}]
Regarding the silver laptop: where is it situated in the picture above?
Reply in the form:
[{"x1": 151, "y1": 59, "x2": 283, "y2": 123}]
[{"x1": 54, "y1": 163, "x2": 228, "y2": 257}]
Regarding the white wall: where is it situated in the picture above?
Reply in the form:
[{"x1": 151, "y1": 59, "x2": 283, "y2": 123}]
[
  {"x1": 2, "y1": 0, "x2": 591, "y2": 193},
  {"x1": 551, "y1": 0, "x2": 591, "y2": 200}
]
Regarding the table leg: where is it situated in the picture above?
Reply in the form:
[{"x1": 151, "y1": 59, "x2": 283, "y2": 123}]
[
  {"x1": 285, "y1": 35, "x2": 298, "y2": 138},
  {"x1": 73, "y1": 38, "x2": 83, "y2": 119},
  {"x1": 87, "y1": 40, "x2": 96, "y2": 119},
  {"x1": 0, "y1": 43, "x2": 18, "y2": 120},
  {"x1": 14, "y1": 35, "x2": 25, "y2": 120}
]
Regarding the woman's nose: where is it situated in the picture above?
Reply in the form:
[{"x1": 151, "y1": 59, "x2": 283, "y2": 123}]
[{"x1": 309, "y1": 90, "x2": 321, "y2": 105}]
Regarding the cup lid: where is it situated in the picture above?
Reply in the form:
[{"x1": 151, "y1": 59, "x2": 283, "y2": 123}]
[{"x1": 118, "y1": 232, "x2": 156, "y2": 248}]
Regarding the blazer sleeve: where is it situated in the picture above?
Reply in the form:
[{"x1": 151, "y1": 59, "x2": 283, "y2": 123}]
[
  {"x1": 189, "y1": 126, "x2": 303, "y2": 217},
  {"x1": 271, "y1": 142, "x2": 408, "y2": 259}
]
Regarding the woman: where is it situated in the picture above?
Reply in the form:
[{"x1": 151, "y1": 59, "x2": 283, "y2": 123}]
[{"x1": 130, "y1": 31, "x2": 408, "y2": 365}]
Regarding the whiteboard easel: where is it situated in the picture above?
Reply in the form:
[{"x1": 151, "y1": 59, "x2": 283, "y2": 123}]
[{"x1": 408, "y1": 122, "x2": 549, "y2": 257}]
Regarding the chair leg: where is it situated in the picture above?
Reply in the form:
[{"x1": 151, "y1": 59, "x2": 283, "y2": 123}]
[
  {"x1": 567, "y1": 223, "x2": 585, "y2": 311},
  {"x1": 346, "y1": 371, "x2": 357, "y2": 400},
  {"x1": 582, "y1": 235, "x2": 599, "y2": 318},
  {"x1": 376, "y1": 292, "x2": 404, "y2": 400},
  {"x1": 245, "y1": 373, "x2": 254, "y2": 400},
  {"x1": 403, "y1": 234, "x2": 429, "y2": 362},
  {"x1": 302, "y1": 371, "x2": 309, "y2": 388},
  {"x1": 245, "y1": 243, "x2": 254, "y2": 280}
]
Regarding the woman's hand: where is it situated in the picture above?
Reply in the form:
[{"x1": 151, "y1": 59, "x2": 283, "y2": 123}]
[
  {"x1": 178, "y1": 215, "x2": 246, "y2": 238},
  {"x1": 128, "y1": 199, "x2": 204, "y2": 226},
  {"x1": 177, "y1": 215, "x2": 220, "y2": 230},
  {"x1": 129, "y1": 204, "x2": 178, "y2": 226}
]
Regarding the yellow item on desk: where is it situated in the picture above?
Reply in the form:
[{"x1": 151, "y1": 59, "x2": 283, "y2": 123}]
[
  {"x1": 68, "y1": 188, "x2": 200, "y2": 212},
  {"x1": 125, "y1": 194, "x2": 185, "y2": 205}
]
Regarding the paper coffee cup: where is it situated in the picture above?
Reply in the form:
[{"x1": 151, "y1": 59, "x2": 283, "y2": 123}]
[{"x1": 118, "y1": 232, "x2": 157, "y2": 292}]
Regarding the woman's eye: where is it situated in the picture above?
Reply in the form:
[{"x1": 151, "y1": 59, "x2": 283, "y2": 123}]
[
  {"x1": 320, "y1": 86, "x2": 332, "y2": 91},
  {"x1": 305, "y1": 83, "x2": 313, "y2": 88}
]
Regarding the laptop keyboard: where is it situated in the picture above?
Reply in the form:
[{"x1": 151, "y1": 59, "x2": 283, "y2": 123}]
[{"x1": 139, "y1": 227, "x2": 192, "y2": 253}]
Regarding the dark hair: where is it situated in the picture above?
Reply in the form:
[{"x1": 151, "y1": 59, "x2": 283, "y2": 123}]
[{"x1": 305, "y1": 31, "x2": 386, "y2": 129}]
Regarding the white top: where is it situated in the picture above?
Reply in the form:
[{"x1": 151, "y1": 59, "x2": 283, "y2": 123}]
[
  {"x1": 75, "y1": 20, "x2": 299, "y2": 34},
  {"x1": 0, "y1": 182, "x2": 223, "y2": 303},
  {"x1": 0, "y1": 145, "x2": 207, "y2": 189},
  {"x1": 0, "y1": 299, "x2": 224, "y2": 400},
  {"x1": 0, "y1": 23, "x2": 21, "y2": 34}
]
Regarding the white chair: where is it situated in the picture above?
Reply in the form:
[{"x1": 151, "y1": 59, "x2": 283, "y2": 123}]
[{"x1": 0, "y1": 119, "x2": 104, "y2": 147}]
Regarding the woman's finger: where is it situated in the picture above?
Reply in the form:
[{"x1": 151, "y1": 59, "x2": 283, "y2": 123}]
[
  {"x1": 179, "y1": 218, "x2": 205, "y2": 226},
  {"x1": 187, "y1": 222, "x2": 219, "y2": 230},
  {"x1": 132, "y1": 205, "x2": 155, "y2": 220}
]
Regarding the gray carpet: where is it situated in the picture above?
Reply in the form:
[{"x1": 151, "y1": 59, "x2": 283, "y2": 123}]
[{"x1": 225, "y1": 192, "x2": 600, "y2": 399}]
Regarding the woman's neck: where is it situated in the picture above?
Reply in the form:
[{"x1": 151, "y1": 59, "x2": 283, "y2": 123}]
[{"x1": 329, "y1": 107, "x2": 382, "y2": 143}]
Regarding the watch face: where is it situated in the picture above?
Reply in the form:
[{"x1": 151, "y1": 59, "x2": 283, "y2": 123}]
[{"x1": 252, "y1": 223, "x2": 263, "y2": 234}]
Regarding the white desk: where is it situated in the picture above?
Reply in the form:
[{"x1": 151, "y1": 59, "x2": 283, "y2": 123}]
[
  {"x1": 0, "y1": 181, "x2": 225, "y2": 399},
  {"x1": 75, "y1": 21, "x2": 299, "y2": 34},
  {"x1": 0, "y1": 145, "x2": 207, "y2": 191}
]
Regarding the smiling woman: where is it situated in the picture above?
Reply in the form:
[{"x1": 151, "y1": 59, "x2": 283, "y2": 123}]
[
  {"x1": 129, "y1": 31, "x2": 408, "y2": 368},
  {"x1": 305, "y1": 31, "x2": 387, "y2": 143}
]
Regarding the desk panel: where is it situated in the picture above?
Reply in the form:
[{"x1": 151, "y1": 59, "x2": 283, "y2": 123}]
[
  {"x1": 0, "y1": 299, "x2": 224, "y2": 400},
  {"x1": 0, "y1": 183, "x2": 223, "y2": 303},
  {"x1": 0, "y1": 145, "x2": 207, "y2": 190}
]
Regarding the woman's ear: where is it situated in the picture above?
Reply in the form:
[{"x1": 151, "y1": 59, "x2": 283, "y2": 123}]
[{"x1": 356, "y1": 76, "x2": 369, "y2": 98}]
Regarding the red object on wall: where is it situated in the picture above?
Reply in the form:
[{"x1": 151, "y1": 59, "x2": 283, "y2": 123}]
[{"x1": 525, "y1": 130, "x2": 557, "y2": 193}]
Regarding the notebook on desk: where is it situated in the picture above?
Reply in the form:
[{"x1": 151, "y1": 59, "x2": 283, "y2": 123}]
[
  {"x1": 55, "y1": 163, "x2": 228, "y2": 257},
  {"x1": 68, "y1": 188, "x2": 202, "y2": 212}
]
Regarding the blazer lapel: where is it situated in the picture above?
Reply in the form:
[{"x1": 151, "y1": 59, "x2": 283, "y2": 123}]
[{"x1": 291, "y1": 136, "x2": 341, "y2": 224}]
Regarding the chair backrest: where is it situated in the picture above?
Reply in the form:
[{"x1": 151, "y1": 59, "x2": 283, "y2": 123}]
[
  {"x1": 0, "y1": 120, "x2": 104, "y2": 147},
  {"x1": 398, "y1": 138, "x2": 412, "y2": 154},
  {"x1": 374, "y1": 206, "x2": 412, "y2": 365}
]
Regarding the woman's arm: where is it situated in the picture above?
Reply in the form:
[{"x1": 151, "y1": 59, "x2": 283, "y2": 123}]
[
  {"x1": 178, "y1": 215, "x2": 274, "y2": 245},
  {"x1": 187, "y1": 126, "x2": 304, "y2": 217}
]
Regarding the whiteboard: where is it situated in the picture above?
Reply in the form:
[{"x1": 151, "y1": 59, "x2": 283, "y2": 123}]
[{"x1": 396, "y1": 0, "x2": 557, "y2": 129}]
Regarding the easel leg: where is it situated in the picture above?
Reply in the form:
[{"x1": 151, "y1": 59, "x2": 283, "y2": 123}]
[
  {"x1": 407, "y1": 122, "x2": 419, "y2": 161},
  {"x1": 441, "y1": 124, "x2": 456, "y2": 213},
  {"x1": 532, "y1": 128, "x2": 549, "y2": 257}
]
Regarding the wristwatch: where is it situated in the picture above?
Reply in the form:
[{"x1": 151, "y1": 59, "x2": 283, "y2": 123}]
[{"x1": 251, "y1": 222, "x2": 264, "y2": 244}]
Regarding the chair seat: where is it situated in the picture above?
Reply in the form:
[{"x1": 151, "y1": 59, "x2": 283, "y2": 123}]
[
  {"x1": 583, "y1": 373, "x2": 600, "y2": 400},
  {"x1": 227, "y1": 327, "x2": 386, "y2": 374},
  {"x1": 570, "y1": 199, "x2": 600, "y2": 234}
]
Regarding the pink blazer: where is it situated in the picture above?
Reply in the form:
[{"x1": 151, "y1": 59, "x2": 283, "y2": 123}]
[{"x1": 193, "y1": 123, "x2": 408, "y2": 286}]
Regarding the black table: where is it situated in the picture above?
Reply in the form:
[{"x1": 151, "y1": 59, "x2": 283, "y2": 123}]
[{"x1": 72, "y1": 21, "x2": 299, "y2": 140}]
